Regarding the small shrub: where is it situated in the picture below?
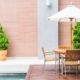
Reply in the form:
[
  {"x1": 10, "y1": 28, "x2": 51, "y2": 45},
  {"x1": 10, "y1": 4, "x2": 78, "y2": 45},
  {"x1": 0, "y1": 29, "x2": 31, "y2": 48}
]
[{"x1": 0, "y1": 24, "x2": 9, "y2": 50}]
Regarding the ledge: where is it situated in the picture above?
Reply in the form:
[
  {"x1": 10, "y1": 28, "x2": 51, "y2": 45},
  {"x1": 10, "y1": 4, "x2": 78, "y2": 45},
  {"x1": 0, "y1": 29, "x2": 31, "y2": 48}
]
[{"x1": 0, "y1": 57, "x2": 43, "y2": 73}]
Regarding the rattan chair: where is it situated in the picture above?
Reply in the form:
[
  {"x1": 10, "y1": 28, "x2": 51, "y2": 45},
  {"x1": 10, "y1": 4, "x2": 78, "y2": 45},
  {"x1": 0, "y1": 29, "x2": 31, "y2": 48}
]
[
  {"x1": 61, "y1": 50, "x2": 80, "y2": 76},
  {"x1": 42, "y1": 48, "x2": 59, "y2": 70}
]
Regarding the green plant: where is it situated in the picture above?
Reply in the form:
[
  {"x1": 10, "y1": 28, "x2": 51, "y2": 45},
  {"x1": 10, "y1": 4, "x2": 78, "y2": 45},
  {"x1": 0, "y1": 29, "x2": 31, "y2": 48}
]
[
  {"x1": 73, "y1": 22, "x2": 80, "y2": 49},
  {"x1": 0, "y1": 24, "x2": 9, "y2": 50}
]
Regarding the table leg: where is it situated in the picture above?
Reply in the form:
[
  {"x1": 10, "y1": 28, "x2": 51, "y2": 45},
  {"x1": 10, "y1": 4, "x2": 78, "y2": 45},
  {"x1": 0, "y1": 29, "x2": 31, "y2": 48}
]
[{"x1": 59, "y1": 54, "x2": 60, "y2": 72}]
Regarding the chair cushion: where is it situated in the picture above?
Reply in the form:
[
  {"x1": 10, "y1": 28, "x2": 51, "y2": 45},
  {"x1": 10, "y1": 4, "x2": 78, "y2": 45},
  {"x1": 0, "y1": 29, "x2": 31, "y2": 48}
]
[{"x1": 64, "y1": 61, "x2": 78, "y2": 66}]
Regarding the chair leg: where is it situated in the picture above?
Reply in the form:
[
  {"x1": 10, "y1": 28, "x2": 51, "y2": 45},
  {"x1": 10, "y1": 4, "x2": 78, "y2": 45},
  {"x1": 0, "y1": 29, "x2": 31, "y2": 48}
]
[
  {"x1": 43, "y1": 60, "x2": 46, "y2": 71},
  {"x1": 69, "y1": 66, "x2": 71, "y2": 73},
  {"x1": 54, "y1": 60, "x2": 57, "y2": 73},
  {"x1": 61, "y1": 63, "x2": 64, "y2": 75},
  {"x1": 61, "y1": 58, "x2": 64, "y2": 75},
  {"x1": 76, "y1": 66, "x2": 78, "y2": 77},
  {"x1": 64, "y1": 65, "x2": 67, "y2": 77}
]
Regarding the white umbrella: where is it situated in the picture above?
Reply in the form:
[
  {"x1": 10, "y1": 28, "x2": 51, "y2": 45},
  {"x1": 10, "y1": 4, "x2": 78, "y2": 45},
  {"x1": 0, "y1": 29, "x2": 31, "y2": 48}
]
[{"x1": 48, "y1": 5, "x2": 80, "y2": 48}]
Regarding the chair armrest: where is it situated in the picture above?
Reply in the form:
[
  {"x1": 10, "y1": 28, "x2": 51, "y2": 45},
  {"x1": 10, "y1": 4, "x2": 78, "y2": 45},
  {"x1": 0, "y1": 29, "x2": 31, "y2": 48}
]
[{"x1": 46, "y1": 51, "x2": 54, "y2": 55}]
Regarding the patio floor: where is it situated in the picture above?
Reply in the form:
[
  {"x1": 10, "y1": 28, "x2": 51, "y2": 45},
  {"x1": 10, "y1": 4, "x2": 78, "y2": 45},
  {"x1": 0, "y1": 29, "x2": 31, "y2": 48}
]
[{"x1": 26, "y1": 65, "x2": 80, "y2": 80}]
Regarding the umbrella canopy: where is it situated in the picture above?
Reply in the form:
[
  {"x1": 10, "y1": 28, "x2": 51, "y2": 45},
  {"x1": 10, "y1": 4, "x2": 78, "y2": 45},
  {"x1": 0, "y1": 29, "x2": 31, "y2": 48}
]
[
  {"x1": 48, "y1": 5, "x2": 80, "y2": 48},
  {"x1": 48, "y1": 5, "x2": 80, "y2": 22}
]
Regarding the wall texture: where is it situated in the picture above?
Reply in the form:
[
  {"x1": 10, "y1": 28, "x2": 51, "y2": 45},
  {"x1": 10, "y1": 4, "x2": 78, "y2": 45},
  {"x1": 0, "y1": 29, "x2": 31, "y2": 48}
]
[
  {"x1": 37, "y1": 0, "x2": 58, "y2": 58},
  {"x1": 0, "y1": 0, "x2": 37, "y2": 57},
  {"x1": 59, "y1": 0, "x2": 80, "y2": 46},
  {"x1": 0, "y1": 0, "x2": 79, "y2": 57}
]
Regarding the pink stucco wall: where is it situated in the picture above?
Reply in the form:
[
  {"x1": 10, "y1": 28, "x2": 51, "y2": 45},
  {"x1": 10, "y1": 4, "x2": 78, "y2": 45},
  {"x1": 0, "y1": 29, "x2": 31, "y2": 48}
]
[
  {"x1": 0, "y1": 0, "x2": 37, "y2": 57},
  {"x1": 0, "y1": 0, "x2": 79, "y2": 57},
  {"x1": 59, "y1": 0, "x2": 80, "y2": 46}
]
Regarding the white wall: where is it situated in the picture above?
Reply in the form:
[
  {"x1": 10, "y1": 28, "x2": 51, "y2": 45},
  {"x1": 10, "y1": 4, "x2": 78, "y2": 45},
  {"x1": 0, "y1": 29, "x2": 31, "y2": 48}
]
[{"x1": 37, "y1": 0, "x2": 58, "y2": 58}]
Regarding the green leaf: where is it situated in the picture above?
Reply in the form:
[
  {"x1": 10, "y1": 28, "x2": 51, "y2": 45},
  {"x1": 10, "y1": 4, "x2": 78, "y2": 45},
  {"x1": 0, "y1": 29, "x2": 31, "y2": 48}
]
[{"x1": 73, "y1": 22, "x2": 80, "y2": 49}]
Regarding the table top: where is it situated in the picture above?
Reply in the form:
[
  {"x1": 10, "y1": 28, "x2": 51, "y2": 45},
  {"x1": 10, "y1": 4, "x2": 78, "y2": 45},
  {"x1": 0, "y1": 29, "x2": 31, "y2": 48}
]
[
  {"x1": 53, "y1": 48, "x2": 80, "y2": 54},
  {"x1": 53, "y1": 49, "x2": 66, "y2": 54}
]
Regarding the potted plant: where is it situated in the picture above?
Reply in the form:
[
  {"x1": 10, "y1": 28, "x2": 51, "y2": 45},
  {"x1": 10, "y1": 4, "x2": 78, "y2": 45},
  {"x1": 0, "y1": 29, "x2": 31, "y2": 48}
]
[
  {"x1": 73, "y1": 22, "x2": 80, "y2": 49},
  {"x1": 0, "y1": 24, "x2": 9, "y2": 60}
]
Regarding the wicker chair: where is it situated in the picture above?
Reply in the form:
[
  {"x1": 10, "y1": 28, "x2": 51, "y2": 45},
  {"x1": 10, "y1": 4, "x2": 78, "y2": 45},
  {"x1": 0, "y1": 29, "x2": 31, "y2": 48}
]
[
  {"x1": 61, "y1": 50, "x2": 80, "y2": 76},
  {"x1": 41, "y1": 48, "x2": 59, "y2": 70}
]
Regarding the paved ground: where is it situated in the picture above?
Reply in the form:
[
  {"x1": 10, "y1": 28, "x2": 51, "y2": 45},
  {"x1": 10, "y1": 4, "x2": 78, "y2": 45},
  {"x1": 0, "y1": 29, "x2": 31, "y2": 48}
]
[{"x1": 26, "y1": 65, "x2": 80, "y2": 80}]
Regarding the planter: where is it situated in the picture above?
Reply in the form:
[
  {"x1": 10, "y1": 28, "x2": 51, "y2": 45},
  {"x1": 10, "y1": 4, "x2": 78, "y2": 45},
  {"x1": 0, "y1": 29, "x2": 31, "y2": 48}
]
[{"x1": 0, "y1": 50, "x2": 7, "y2": 61}]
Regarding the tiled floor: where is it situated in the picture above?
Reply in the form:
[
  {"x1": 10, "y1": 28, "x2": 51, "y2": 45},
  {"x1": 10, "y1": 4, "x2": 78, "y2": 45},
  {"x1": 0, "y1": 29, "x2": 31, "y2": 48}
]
[{"x1": 26, "y1": 65, "x2": 80, "y2": 80}]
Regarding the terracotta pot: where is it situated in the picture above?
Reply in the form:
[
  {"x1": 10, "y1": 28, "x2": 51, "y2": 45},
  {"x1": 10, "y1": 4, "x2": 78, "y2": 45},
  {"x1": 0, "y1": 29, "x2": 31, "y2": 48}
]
[{"x1": 0, "y1": 50, "x2": 7, "y2": 61}]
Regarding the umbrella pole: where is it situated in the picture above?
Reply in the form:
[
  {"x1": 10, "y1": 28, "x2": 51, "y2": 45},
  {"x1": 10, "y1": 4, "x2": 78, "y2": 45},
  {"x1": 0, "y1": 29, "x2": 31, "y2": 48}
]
[{"x1": 70, "y1": 18, "x2": 73, "y2": 48}]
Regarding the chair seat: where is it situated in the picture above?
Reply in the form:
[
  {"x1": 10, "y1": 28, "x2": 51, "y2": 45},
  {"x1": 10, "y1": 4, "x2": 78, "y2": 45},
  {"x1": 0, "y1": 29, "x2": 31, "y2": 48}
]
[
  {"x1": 46, "y1": 58, "x2": 58, "y2": 61},
  {"x1": 64, "y1": 61, "x2": 78, "y2": 66}
]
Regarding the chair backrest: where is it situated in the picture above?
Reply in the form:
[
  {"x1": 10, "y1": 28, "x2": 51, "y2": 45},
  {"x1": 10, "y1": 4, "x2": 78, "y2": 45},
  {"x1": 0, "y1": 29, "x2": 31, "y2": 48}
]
[
  {"x1": 41, "y1": 48, "x2": 46, "y2": 58},
  {"x1": 65, "y1": 49, "x2": 80, "y2": 61}
]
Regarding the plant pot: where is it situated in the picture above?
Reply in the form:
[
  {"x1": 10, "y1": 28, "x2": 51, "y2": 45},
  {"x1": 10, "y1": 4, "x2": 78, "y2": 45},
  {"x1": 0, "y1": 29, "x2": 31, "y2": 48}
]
[{"x1": 0, "y1": 50, "x2": 7, "y2": 61}]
